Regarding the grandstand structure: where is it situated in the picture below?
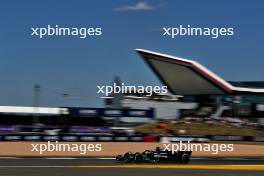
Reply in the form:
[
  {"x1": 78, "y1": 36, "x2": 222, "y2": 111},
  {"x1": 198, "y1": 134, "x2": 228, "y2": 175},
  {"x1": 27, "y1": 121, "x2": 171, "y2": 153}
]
[{"x1": 134, "y1": 49, "x2": 264, "y2": 120}]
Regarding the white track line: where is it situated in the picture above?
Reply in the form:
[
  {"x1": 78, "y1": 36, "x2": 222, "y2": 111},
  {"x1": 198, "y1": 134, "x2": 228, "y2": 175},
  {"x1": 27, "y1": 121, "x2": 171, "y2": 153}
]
[
  {"x1": 96, "y1": 157, "x2": 115, "y2": 160},
  {"x1": 0, "y1": 157, "x2": 20, "y2": 159}
]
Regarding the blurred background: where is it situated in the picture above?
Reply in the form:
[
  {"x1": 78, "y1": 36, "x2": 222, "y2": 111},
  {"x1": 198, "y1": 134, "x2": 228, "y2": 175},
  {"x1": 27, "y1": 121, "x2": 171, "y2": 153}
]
[{"x1": 0, "y1": 0, "x2": 263, "y2": 143}]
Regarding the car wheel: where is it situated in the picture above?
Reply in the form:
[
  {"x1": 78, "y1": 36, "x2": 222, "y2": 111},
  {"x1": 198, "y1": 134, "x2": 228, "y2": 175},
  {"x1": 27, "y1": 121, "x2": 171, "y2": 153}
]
[
  {"x1": 115, "y1": 155, "x2": 123, "y2": 162},
  {"x1": 181, "y1": 153, "x2": 190, "y2": 164}
]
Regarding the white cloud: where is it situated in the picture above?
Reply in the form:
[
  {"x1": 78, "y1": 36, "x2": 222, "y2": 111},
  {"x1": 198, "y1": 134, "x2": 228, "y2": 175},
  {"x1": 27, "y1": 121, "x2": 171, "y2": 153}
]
[{"x1": 113, "y1": 1, "x2": 155, "y2": 12}]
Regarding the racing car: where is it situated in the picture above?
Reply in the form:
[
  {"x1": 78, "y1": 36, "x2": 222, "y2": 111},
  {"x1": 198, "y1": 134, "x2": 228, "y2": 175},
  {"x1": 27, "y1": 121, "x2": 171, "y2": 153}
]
[{"x1": 116, "y1": 147, "x2": 192, "y2": 163}]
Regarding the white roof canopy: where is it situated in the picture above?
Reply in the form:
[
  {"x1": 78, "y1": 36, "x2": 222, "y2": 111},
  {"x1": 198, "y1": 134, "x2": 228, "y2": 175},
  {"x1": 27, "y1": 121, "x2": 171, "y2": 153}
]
[{"x1": 136, "y1": 49, "x2": 264, "y2": 95}]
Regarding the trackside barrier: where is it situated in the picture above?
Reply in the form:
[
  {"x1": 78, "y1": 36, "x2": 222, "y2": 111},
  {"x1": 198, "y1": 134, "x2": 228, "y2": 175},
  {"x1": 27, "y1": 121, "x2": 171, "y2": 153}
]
[{"x1": 0, "y1": 135, "x2": 263, "y2": 142}]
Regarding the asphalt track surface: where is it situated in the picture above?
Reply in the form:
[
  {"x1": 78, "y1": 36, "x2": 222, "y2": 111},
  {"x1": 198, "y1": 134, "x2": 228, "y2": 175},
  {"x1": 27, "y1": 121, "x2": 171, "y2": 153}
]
[{"x1": 0, "y1": 157, "x2": 263, "y2": 176}]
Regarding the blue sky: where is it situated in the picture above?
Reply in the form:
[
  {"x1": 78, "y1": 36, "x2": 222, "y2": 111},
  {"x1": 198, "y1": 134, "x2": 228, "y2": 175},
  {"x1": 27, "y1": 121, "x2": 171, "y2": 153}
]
[{"x1": 0, "y1": 0, "x2": 264, "y2": 107}]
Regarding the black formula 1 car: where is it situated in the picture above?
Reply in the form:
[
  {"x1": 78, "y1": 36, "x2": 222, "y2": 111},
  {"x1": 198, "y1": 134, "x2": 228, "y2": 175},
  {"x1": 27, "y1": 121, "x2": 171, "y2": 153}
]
[{"x1": 116, "y1": 147, "x2": 192, "y2": 164}]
